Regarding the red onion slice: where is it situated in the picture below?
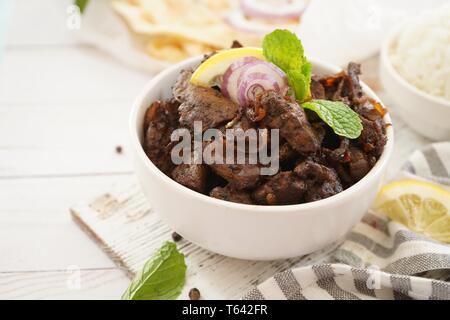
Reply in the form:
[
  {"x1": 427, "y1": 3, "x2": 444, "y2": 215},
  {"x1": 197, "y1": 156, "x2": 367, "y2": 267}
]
[
  {"x1": 222, "y1": 56, "x2": 261, "y2": 102},
  {"x1": 241, "y1": 0, "x2": 307, "y2": 20},
  {"x1": 222, "y1": 58, "x2": 289, "y2": 106}
]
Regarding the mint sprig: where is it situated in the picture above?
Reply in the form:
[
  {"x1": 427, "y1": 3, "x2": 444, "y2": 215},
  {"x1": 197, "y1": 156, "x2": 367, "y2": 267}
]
[
  {"x1": 303, "y1": 100, "x2": 363, "y2": 139},
  {"x1": 263, "y1": 29, "x2": 311, "y2": 102},
  {"x1": 122, "y1": 242, "x2": 187, "y2": 300}
]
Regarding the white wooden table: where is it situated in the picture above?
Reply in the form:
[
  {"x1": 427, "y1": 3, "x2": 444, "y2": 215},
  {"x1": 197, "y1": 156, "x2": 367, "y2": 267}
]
[{"x1": 0, "y1": 0, "x2": 431, "y2": 300}]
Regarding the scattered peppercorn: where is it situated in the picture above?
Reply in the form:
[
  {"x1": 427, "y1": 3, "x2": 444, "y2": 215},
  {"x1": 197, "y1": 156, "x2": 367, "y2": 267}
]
[
  {"x1": 231, "y1": 40, "x2": 243, "y2": 48},
  {"x1": 171, "y1": 232, "x2": 182, "y2": 242},
  {"x1": 189, "y1": 288, "x2": 201, "y2": 300},
  {"x1": 115, "y1": 145, "x2": 123, "y2": 154}
]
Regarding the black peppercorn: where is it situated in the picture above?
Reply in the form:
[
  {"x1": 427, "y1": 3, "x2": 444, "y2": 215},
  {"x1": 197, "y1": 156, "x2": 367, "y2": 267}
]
[
  {"x1": 189, "y1": 288, "x2": 201, "y2": 300},
  {"x1": 171, "y1": 232, "x2": 182, "y2": 242},
  {"x1": 115, "y1": 145, "x2": 123, "y2": 154}
]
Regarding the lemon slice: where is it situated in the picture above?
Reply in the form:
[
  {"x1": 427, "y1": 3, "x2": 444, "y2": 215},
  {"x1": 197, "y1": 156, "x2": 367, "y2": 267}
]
[
  {"x1": 373, "y1": 179, "x2": 450, "y2": 243},
  {"x1": 190, "y1": 47, "x2": 265, "y2": 87}
]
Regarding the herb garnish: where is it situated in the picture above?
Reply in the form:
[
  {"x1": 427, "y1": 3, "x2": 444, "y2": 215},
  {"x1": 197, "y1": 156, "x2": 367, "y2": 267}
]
[
  {"x1": 263, "y1": 29, "x2": 312, "y2": 102},
  {"x1": 122, "y1": 242, "x2": 187, "y2": 300},
  {"x1": 262, "y1": 29, "x2": 363, "y2": 139},
  {"x1": 303, "y1": 100, "x2": 363, "y2": 139}
]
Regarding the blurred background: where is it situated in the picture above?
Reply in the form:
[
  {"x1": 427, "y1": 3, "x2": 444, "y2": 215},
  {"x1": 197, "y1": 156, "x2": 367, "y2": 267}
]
[{"x1": 0, "y1": 0, "x2": 448, "y2": 299}]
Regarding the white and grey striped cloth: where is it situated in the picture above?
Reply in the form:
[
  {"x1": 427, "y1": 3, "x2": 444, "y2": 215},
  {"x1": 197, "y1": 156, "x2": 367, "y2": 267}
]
[{"x1": 243, "y1": 142, "x2": 450, "y2": 300}]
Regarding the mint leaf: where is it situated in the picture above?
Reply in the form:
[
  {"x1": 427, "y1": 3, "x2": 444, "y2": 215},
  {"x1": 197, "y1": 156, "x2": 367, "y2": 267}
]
[
  {"x1": 302, "y1": 100, "x2": 363, "y2": 139},
  {"x1": 75, "y1": 0, "x2": 89, "y2": 13},
  {"x1": 262, "y1": 29, "x2": 311, "y2": 102},
  {"x1": 263, "y1": 29, "x2": 305, "y2": 71},
  {"x1": 122, "y1": 242, "x2": 187, "y2": 300}
]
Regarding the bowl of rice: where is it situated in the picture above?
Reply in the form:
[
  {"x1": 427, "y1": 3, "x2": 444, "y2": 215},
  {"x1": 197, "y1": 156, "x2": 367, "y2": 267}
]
[{"x1": 380, "y1": 6, "x2": 450, "y2": 141}]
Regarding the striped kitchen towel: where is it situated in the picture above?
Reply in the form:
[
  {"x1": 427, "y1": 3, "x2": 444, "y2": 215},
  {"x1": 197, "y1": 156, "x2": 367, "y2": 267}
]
[
  {"x1": 403, "y1": 142, "x2": 450, "y2": 187},
  {"x1": 243, "y1": 142, "x2": 450, "y2": 300}
]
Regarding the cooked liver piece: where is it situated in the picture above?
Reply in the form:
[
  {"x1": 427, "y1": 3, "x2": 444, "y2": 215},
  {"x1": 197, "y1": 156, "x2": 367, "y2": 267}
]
[
  {"x1": 173, "y1": 69, "x2": 239, "y2": 130},
  {"x1": 210, "y1": 185, "x2": 254, "y2": 204},
  {"x1": 258, "y1": 91, "x2": 320, "y2": 155},
  {"x1": 172, "y1": 69, "x2": 192, "y2": 102},
  {"x1": 142, "y1": 61, "x2": 387, "y2": 206},
  {"x1": 144, "y1": 100, "x2": 179, "y2": 174},
  {"x1": 347, "y1": 62, "x2": 363, "y2": 99},
  {"x1": 209, "y1": 163, "x2": 261, "y2": 190},
  {"x1": 348, "y1": 147, "x2": 371, "y2": 182},
  {"x1": 355, "y1": 100, "x2": 387, "y2": 159},
  {"x1": 171, "y1": 164, "x2": 208, "y2": 193},
  {"x1": 311, "y1": 75, "x2": 326, "y2": 99},
  {"x1": 253, "y1": 172, "x2": 306, "y2": 205},
  {"x1": 279, "y1": 142, "x2": 297, "y2": 163},
  {"x1": 203, "y1": 136, "x2": 262, "y2": 190},
  {"x1": 294, "y1": 160, "x2": 343, "y2": 202}
]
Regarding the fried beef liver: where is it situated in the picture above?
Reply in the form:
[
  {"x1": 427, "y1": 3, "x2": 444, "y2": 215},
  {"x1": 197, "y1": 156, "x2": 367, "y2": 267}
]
[
  {"x1": 210, "y1": 185, "x2": 254, "y2": 204},
  {"x1": 348, "y1": 147, "x2": 371, "y2": 182},
  {"x1": 171, "y1": 164, "x2": 208, "y2": 193},
  {"x1": 318, "y1": 63, "x2": 363, "y2": 104},
  {"x1": 173, "y1": 69, "x2": 239, "y2": 130},
  {"x1": 143, "y1": 61, "x2": 387, "y2": 206},
  {"x1": 144, "y1": 100, "x2": 179, "y2": 174},
  {"x1": 311, "y1": 75, "x2": 326, "y2": 99},
  {"x1": 202, "y1": 133, "x2": 262, "y2": 190},
  {"x1": 294, "y1": 160, "x2": 343, "y2": 202},
  {"x1": 258, "y1": 91, "x2": 320, "y2": 155},
  {"x1": 209, "y1": 163, "x2": 261, "y2": 190},
  {"x1": 354, "y1": 100, "x2": 387, "y2": 159},
  {"x1": 347, "y1": 62, "x2": 363, "y2": 100},
  {"x1": 323, "y1": 138, "x2": 351, "y2": 164},
  {"x1": 253, "y1": 172, "x2": 306, "y2": 205},
  {"x1": 279, "y1": 142, "x2": 297, "y2": 164}
]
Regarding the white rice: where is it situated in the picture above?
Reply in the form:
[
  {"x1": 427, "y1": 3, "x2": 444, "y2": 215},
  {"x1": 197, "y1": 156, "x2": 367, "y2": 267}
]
[{"x1": 389, "y1": 7, "x2": 450, "y2": 102}]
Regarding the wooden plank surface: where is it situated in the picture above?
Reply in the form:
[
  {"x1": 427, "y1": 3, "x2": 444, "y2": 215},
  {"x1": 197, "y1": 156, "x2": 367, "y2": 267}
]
[
  {"x1": 0, "y1": 176, "x2": 136, "y2": 272},
  {"x1": 0, "y1": 268, "x2": 128, "y2": 300},
  {"x1": 0, "y1": 0, "x2": 146, "y2": 299},
  {"x1": 0, "y1": 102, "x2": 133, "y2": 177},
  {"x1": 0, "y1": 46, "x2": 149, "y2": 104},
  {"x1": 0, "y1": 0, "x2": 433, "y2": 300},
  {"x1": 5, "y1": 0, "x2": 81, "y2": 46}
]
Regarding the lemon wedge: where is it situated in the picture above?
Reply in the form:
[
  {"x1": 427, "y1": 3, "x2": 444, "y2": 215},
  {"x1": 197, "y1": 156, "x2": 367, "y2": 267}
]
[
  {"x1": 373, "y1": 179, "x2": 450, "y2": 243},
  {"x1": 190, "y1": 47, "x2": 265, "y2": 87}
]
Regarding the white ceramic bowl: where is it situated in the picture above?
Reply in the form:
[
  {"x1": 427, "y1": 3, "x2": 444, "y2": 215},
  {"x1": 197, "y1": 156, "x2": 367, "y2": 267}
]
[
  {"x1": 380, "y1": 21, "x2": 450, "y2": 141},
  {"x1": 130, "y1": 56, "x2": 394, "y2": 260}
]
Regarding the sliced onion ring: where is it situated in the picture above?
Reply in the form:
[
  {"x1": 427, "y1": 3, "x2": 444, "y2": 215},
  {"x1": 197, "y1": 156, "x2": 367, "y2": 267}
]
[
  {"x1": 222, "y1": 56, "x2": 261, "y2": 101},
  {"x1": 241, "y1": 0, "x2": 307, "y2": 20},
  {"x1": 222, "y1": 58, "x2": 289, "y2": 107}
]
